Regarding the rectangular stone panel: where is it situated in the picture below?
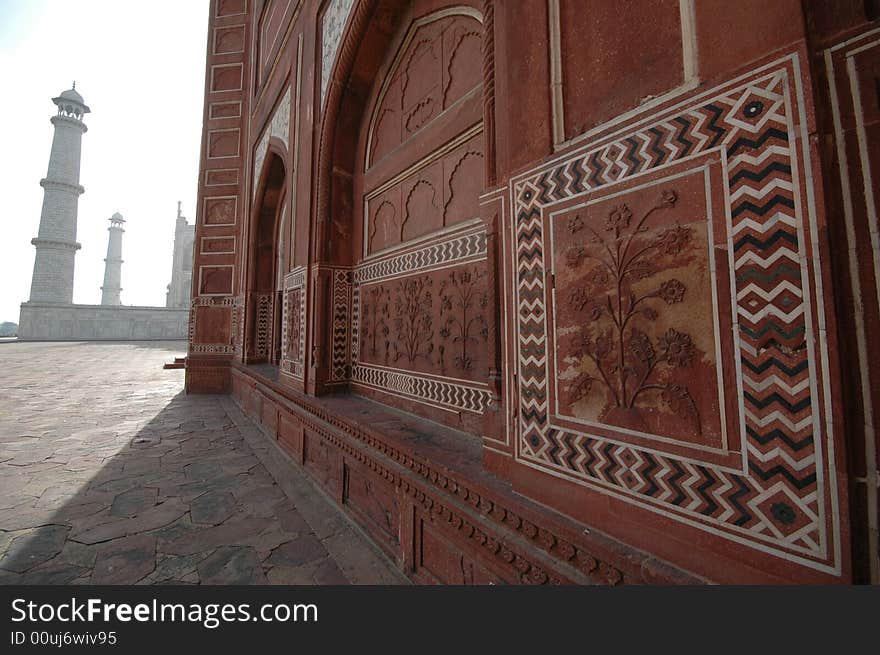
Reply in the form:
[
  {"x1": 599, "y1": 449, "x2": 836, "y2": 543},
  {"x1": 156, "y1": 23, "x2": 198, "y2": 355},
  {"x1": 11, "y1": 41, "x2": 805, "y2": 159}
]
[
  {"x1": 258, "y1": 0, "x2": 293, "y2": 77},
  {"x1": 198, "y1": 265, "x2": 234, "y2": 295},
  {"x1": 216, "y1": 0, "x2": 246, "y2": 17},
  {"x1": 193, "y1": 305, "x2": 231, "y2": 344},
  {"x1": 546, "y1": 158, "x2": 740, "y2": 463},
  {"x1": 356, "y1": 261, "x2": 491, "y2": 384},
  {"x1": 210, "y1": 64, "x2": 244, "y2": 92},
  {"x1": 214, "y1": 25, "x2": 245, "y2": 54},
  {"x1": 207, "y1": 129, "x2": 241, "y2": 158},
  {"x1": 208, "y1": 102, "x2": 242, "y2": 120},
  {"x1": 261, "y1": 399, "x2": 277, "y2": 435},
  {"x1": 201, "y1": 236, "x2": 236, "y2": 254},
  {"x1": 342, "y1": 460, "x2": 400, "y2": 553},
  {"x1": 303, "y1": 430, "x2": 340, "y2": 493},
  {"x1": 364, "y1": 132, "x2": 483, "y2": 256},
  {"x1": 205, "y1": 168, "x2": 240, "y2": 186},
  {"x1": 277, "y1": 413, "x2": 303, "y2": 460},
  {"x1": 558, "y1": 0, "x2": 684, "y2": 141},
  {"x1": 417, "y1": 519, "x2": 498, "y2": 584},
  {"x1": 203, "y1": 196, "x2": 237, "y2": 226}
]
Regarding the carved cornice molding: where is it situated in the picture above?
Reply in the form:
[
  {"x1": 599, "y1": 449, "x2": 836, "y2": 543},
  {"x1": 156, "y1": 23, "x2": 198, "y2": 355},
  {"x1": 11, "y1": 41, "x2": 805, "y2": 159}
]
[
  {"x1": 50, "y1": 115, "x2": 88, "y2": 133},
  {"x1": 30, "y1": 237, "x2": 81, "y2": 251},
  {"x1": 40, "y1": 178, "x2": 85, "y2": 195}
]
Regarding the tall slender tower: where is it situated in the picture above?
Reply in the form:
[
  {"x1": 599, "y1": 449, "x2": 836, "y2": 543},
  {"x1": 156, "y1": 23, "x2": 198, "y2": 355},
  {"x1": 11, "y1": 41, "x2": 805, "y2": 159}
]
[
  {"x1": 28, "y1": 84, "x2": 89, "y2": 304},
  {"x1": 166, "y1": 201, "x2": 195, "y2": 308},
  {"x1": 100, "y1": 212, "x2": 125, "y2": 305}
]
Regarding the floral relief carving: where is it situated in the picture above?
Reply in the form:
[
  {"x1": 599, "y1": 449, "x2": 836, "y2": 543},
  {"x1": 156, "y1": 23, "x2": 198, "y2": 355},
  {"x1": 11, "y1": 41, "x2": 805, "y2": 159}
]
[
  {"x1": 438, "y1": 267, "x2": 488, "y2": 373},
  {"x1": 391, "y1": 276, "x2": 434, "y2": 364},
  {"x1": 562, "y1": 190, "x2": 703, "y2": 434},
  {"x1": 286, "y1": 288, "x2": 302, "y2": 362},
  {"x1": 361, "y1": 285, "x2": 391, "y2": 363}
]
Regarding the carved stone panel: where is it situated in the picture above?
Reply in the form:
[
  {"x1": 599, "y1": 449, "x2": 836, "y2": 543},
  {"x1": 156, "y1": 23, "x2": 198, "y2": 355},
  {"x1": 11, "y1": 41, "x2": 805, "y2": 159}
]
[
  {"x1": 207, "y1": 129, "x2": 240, "y2": 158},
  {"x1": 216, "y1": 0, "x2": 246, "y2": 17},
  {"x1": 357, "y1": 263, "x2": 489, "y2": 383},
  {"x1": 343, "y1": 461, "x2": 400, "y2": 553},
  {"x1": 368, "y1": 12, "x2": 482, "y2": 167},
  {"x1": 205, "y1": 168, "x2": 239, "y2": 186},
  {"x1": 214, "y1": 25, "x2": 245, "y2": 55},
  {"x1": 199, "y1": 265, "x2": 234, "y2": 295},
  {"x1": 365, "y1": 133, "x2": 483, "y2": 256},
  {"x1": 203, "y1": 197, "x2": 237, "y2": 226},
  {"x1": 550, "y1": 165, "x2": 738, "y2": 453},
  {"x1": 210, "y1": 64, "x2": 243, "y2": 93},
  {"x1": 510, "y1": 58, "x2": 844, "y2": 577},
  {"x1": 349, "y1": 222, "x2": 492, "y2": 424}
]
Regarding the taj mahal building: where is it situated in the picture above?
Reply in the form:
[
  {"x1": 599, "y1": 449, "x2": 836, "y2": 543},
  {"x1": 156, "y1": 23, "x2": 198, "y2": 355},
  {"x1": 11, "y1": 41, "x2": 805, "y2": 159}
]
[{"x1": 183, "y1": 0, "x2": 880, "y2": 584}]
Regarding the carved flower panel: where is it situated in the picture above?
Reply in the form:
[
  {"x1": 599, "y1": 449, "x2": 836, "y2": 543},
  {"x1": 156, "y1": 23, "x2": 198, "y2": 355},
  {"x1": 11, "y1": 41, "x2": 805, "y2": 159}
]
[
  {"x1": 365, "y1": 134, "x2": 483, "y2": 256},
  {"x1": 369, "y1": 13, "x2": 482, "y2": 167},
  {"x1": 550, "y1": 163, "x2": 739, "y2": 453},
  {"x1": 286, "y1": 287, "x2": 302, "y2": 363},
  {"x1": 357, "y1": 262, "x2": 489, "y2": 383}
]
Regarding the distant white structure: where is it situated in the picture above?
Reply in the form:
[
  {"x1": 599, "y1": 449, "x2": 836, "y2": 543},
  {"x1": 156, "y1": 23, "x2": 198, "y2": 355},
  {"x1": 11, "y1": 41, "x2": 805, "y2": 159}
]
[
  {"x1": 19, "y1": 85, "x2": 189, "y2": 341},
  {"x1": 28, "y1": 84, "x2": 88, "y2": 304},
  {"x1": 100, "y1": 212, "x2": 125, "y2": 306},
  {"x1": 166, "y1": 202, "x2": 195, "y2": 308}
]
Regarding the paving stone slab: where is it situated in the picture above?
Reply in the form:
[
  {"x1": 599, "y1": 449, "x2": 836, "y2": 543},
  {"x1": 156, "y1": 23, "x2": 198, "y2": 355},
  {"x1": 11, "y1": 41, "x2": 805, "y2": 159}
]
[
  {"x1": 0, "y1": 342, "x2": 403, "y2": 586},
  {"x1": 197, "y1": 546, "x2": 266, "y2": 585}
]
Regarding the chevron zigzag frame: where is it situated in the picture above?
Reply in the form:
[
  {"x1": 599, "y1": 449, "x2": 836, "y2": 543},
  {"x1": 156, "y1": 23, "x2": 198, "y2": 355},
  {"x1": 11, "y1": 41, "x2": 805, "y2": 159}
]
[
  {"x1": 281, "y1": 266, "x2": 306, "y2": 380},
  {"x1": 508, "y1": 53, "x2": 842, "y2": 574}
]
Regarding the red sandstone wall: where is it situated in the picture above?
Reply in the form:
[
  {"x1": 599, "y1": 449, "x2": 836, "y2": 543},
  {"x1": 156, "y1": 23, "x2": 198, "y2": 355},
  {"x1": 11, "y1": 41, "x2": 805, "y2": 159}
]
[{"x1": 186, "y1": 0, "x2": 879, "y2": 584}]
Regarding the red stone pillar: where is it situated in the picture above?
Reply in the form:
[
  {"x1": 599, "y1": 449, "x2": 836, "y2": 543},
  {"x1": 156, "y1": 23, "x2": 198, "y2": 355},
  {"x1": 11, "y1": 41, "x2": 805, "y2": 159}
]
[{"x1": 187, "y1": 0, "x2": 251, "y2": 393}]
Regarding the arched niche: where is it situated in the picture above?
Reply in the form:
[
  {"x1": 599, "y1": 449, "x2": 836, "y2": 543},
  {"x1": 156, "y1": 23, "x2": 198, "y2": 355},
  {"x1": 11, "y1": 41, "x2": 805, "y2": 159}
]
[
  {"x1": 245, "y1": 148, "x2": 288, "y2": 365},
  {"x1": 313, "y1": 0, "x2": 492, "y2": 435}
]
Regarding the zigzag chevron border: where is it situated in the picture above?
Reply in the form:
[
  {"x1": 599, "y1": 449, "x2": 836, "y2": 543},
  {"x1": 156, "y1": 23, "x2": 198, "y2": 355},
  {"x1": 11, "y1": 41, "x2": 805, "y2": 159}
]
[
  {"x1": 330, "y1": 268, "x2": 352, "y2": 382},
  {"x1": 351, "y1": 363, "x2": 492, "y2": 415},
  {"x1": 281, "y1": 267, "x2": 306, "y2": 379},
  {"x1": 354, "y1": 222, "x2": 487, "y2": 284},
  {"x1": 509, "y1": 54, "x2": 841, "y2": 574}
]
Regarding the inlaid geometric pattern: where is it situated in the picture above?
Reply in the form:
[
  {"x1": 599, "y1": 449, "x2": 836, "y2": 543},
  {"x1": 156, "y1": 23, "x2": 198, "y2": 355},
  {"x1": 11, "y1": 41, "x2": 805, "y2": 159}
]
[
  {"x1": 254, "y1": 293, "x2": 273, "y2": 361},
  {"x1": 511, "y1": 55, "x2": 840, "y2": 573},
  {"x1": 354, "y1": 224, "x2": 486, "y2": 284},
  {"x1": 351, "y1": 363, "x2": 492, "y2": 414},
  {"x1": 281, "y1": 267, "x2": 306, "y2": 379},
  {"x1": 330, "y1": 268, "x2": 352, "y2": 382}
]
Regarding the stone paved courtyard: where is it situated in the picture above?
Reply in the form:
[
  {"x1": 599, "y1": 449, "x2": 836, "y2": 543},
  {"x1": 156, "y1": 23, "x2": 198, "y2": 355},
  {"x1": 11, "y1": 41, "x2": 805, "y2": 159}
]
[{"x1": 0, "y1": 341, "x2": 405, "y2": 585}]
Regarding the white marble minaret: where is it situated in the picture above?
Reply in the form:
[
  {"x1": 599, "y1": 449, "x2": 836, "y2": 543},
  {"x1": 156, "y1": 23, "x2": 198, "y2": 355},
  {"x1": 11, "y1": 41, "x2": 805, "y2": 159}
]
[
  {"x1": 28, "y1": 84, "x2": 90, "y2": 304},
  {"x1": 100, "y1": 212, "x2": 125, "y2": 305}
]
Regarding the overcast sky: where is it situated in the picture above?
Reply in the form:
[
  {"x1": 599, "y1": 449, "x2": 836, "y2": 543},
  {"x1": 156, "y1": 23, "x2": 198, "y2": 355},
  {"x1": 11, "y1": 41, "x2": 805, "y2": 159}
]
[{"x1": 0, "y1": 0, "x2": 209, "y2": 322}]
